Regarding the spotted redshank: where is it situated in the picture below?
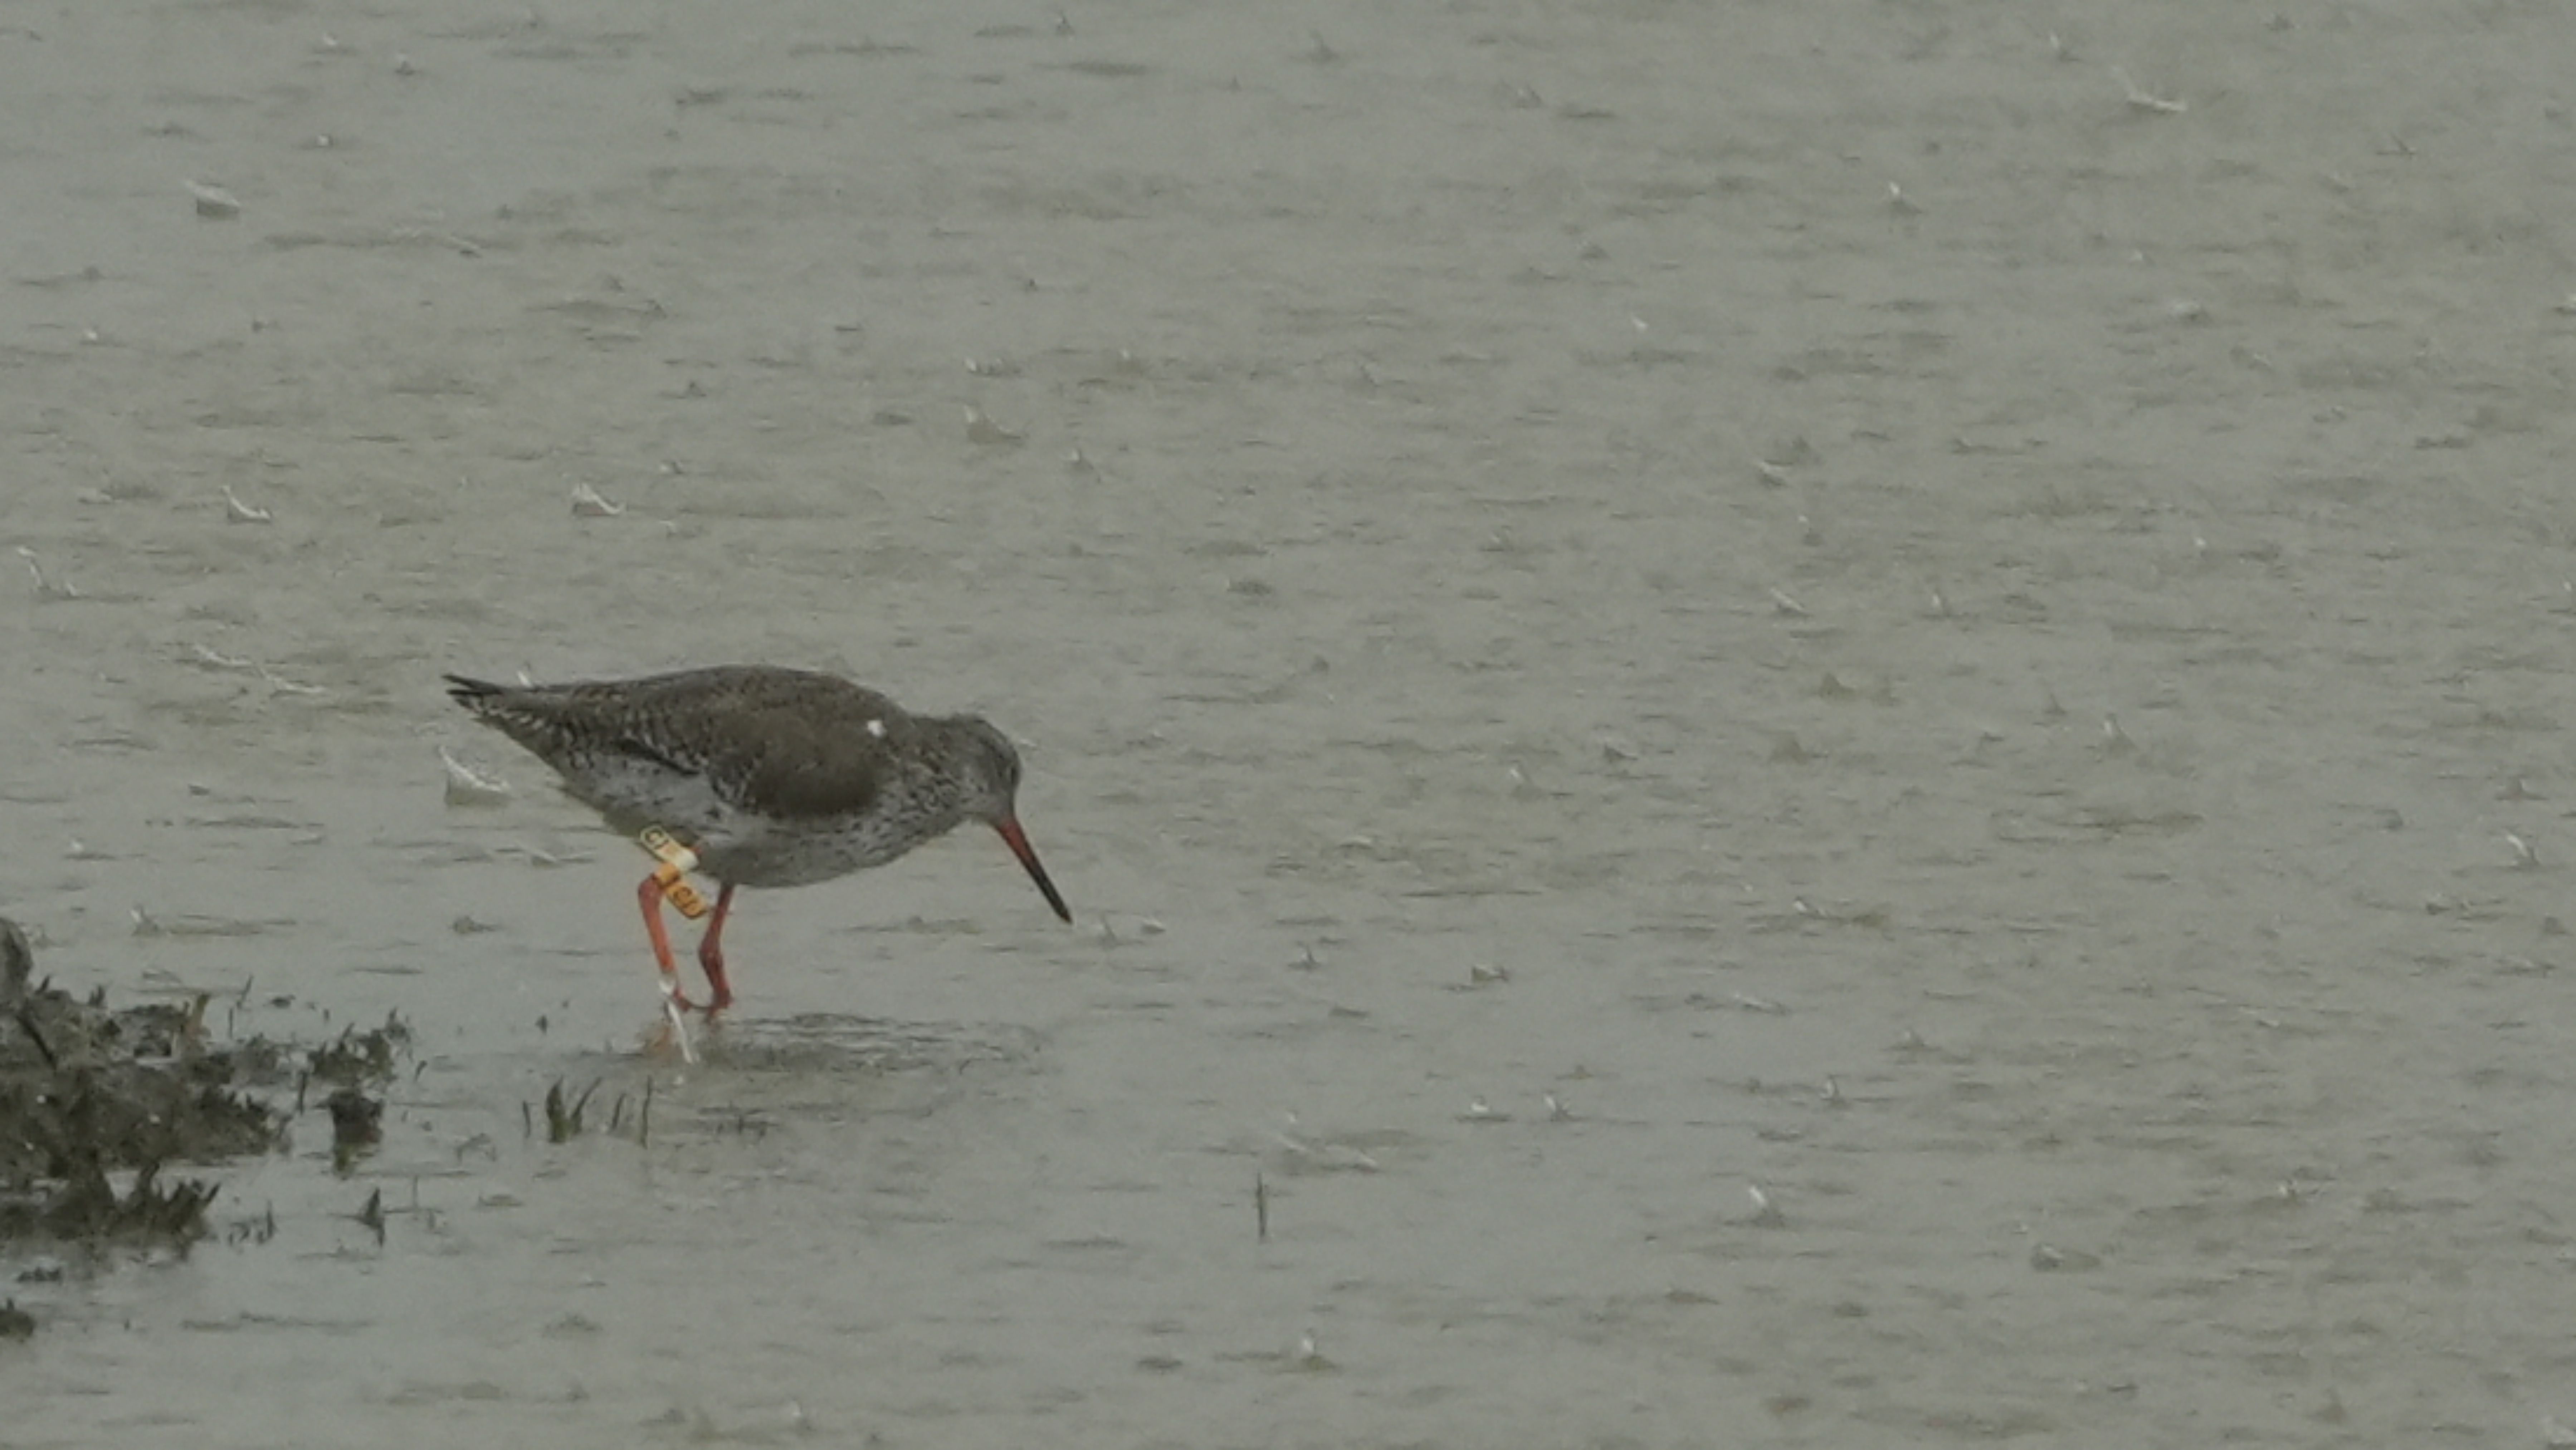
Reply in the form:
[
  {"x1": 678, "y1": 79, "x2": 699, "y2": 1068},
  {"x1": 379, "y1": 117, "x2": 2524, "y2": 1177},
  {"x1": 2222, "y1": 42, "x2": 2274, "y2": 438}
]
[{"x1": 445, "y1": 666, "x2": 1071, "y2": 1014}]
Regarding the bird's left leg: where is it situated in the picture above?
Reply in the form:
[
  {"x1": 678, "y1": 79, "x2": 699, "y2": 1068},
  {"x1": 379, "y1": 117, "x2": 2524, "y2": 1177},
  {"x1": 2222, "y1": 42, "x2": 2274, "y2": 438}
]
[{"x1": 694, "y1": 883, "x2": 738, "y2": 1015}]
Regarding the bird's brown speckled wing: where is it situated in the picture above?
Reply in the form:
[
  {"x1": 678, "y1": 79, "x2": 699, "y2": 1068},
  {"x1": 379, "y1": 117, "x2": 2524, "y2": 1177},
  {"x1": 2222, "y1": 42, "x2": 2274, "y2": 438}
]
[{"x1": 449, "y1": 666, "x2": 913, "y2": 821}]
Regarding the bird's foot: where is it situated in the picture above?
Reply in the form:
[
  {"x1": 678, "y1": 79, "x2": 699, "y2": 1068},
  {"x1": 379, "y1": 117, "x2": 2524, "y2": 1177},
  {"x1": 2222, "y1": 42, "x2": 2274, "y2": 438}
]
[
  {"x1": 650, "y1": 991, "x2": 701, "y2": 1065},
  {"x1": 660, "y1": 984, "x2": 732, "y2": 1019},
  {"x1": 695, "y1": 954, "x2": 735, "y2": 1017}
]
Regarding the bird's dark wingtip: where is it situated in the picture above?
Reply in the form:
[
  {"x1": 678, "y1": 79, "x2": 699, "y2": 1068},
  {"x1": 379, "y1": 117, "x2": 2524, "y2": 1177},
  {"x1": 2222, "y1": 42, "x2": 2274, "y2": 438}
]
[{"x1": 444, "y1": 673, "x2": 507, "y2": 708}]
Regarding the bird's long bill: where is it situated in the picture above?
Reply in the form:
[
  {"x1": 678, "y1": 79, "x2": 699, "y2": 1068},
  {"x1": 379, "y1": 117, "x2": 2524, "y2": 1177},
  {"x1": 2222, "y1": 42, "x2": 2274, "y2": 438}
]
[{"x1": 994, "y1": 815, "x2": 1073, "y2": 923}]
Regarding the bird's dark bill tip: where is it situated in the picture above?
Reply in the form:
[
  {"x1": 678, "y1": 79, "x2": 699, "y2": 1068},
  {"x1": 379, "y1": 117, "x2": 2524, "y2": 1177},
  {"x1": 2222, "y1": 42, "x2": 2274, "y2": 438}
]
[{"x1": 994, "y1": 816, "x2": 1072, "y2": 923}]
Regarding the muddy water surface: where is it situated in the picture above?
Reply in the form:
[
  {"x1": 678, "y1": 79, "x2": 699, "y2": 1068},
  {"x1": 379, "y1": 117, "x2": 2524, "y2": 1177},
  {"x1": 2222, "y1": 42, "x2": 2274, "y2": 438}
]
[{"x1": 8, "y1": 1, "x2": 2576, "y2": 1445}]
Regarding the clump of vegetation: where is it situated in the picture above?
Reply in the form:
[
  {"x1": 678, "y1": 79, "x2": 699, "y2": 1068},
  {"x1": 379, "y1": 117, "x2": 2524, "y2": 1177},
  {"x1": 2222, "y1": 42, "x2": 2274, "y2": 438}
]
[{"x1": 0, "y1": 917, "x2": 411, "y2": 1249}]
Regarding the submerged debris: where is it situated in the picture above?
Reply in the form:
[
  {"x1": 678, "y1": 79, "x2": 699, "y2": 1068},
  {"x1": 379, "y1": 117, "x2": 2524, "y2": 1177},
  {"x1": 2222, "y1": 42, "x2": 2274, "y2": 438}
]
[
  {"x1": 325, "y1": 1086, "x2": 384, "y2": 1174},
  {"x1": 540, "y1": 1078, "x2": 600, "y2": 1144},
  {"x1": 307, "y1": 1017, "x2": 411, "y2": 1087}
]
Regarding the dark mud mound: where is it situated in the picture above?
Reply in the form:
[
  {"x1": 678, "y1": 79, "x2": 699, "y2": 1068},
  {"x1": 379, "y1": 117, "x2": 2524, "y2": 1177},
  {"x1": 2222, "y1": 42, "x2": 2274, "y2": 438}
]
[{"x1": 0, "y1": 916, "x2": 400, "y2": 1250}]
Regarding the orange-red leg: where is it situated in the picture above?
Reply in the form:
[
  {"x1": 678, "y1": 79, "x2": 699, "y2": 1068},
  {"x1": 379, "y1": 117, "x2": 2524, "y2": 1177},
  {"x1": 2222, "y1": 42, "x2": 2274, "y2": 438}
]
[
  {"x1": 696, "y1": 884, "x2": 737, "y2": 1015},
  {"x1": 636, "y1": 871, "x2": 701, "y2": 1012}
]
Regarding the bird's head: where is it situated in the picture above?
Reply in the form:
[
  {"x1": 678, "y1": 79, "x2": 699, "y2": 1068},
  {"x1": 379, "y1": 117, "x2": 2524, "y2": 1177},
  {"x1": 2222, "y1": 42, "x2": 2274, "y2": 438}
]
[{"x1": 947, "y1": 716, "x2": 1071, "y2": 923}]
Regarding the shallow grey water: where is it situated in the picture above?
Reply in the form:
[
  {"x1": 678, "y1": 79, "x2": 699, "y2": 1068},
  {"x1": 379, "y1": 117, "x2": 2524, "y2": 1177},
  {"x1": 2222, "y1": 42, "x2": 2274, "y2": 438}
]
[{"x1": 8, "y1": 0, "x2": 2576, "y2": 1445}]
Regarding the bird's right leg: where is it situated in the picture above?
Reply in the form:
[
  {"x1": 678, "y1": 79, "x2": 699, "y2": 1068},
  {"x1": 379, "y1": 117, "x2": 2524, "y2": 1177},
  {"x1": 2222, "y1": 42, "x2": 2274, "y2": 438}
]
[{"x1": 637, "y1": 870, "x2": 702, "y2": 1012}]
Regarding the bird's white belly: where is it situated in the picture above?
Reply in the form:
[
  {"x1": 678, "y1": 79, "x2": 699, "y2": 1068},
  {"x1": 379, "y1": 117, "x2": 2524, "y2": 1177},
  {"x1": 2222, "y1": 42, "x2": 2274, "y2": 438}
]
[{"x1": 557, "y1": 756, "x2": 956, "y2": 889}]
